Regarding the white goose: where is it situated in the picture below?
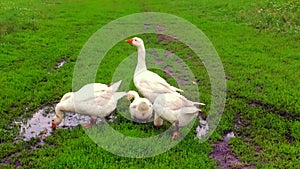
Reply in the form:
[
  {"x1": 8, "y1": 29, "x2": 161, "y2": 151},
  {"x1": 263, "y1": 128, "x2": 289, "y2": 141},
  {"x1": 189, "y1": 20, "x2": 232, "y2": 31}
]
[
  {"x1": 52, "y1": 80, "x2": 126, "y2": 129},
  {"x1": 125, "y1": 37, "x2": 183, "y2": 103},
  {"x1": 126, "y1": 90, "x2": 153, "y2": 123},
  {"x1": 153, "y1": 92, "x2": 205, "y2": 140}
]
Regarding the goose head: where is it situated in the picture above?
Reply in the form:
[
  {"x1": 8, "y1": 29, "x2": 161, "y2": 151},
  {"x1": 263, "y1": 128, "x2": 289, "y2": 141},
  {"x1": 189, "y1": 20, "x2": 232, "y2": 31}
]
[
  {"x1": 126, "y1": 90, "x2": 139, "y2": 104},
  {"x1": 125, "y1": 37, "x2": 144, "y2": 48},
  {"x1": 52, "y1": 115, "x2": 62, "y2": 129}
]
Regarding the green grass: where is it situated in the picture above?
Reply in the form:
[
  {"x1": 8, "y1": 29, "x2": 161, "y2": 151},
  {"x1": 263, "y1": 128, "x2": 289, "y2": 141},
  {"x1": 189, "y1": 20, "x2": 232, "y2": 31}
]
[{"x1": 1, "y1": 0, "x2": 300, "y2": 168}]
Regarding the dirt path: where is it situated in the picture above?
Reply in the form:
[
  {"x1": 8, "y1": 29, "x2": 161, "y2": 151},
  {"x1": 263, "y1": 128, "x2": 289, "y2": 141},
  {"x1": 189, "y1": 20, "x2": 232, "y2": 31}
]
[{"x1": 210, "y1": 132, "x2": 256, "y2": 169}]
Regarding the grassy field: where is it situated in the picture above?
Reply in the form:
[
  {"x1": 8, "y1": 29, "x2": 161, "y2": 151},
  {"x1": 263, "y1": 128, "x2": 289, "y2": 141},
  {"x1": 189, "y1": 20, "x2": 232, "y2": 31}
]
[{"x1": 1, "y1": 0, "x2": 300, "y2": 168}]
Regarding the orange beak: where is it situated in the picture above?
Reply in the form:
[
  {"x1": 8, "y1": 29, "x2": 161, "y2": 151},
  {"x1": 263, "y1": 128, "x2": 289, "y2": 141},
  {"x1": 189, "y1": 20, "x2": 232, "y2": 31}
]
[
  {"x1": 125, "y1": 38, "x2": 133, "y2": 44},
  {"x1": 52, "y1": 122, "x2": 56, "y2": 130}
]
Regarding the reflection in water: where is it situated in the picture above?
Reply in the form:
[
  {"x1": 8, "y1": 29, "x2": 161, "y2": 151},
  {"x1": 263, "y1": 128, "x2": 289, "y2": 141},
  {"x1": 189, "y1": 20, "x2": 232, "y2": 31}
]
[{"x1": 17, "y1": 105, "x2": 103, "y2": 141}]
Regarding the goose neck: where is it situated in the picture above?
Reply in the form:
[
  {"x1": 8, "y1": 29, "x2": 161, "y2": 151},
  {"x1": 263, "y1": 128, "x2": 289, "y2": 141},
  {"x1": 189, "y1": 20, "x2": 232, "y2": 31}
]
[
  {"x1": 135, "y1": 46, "x2": 147, "y2": 75},
  {"x1": 130, "y1": 91, "x2": 140, "y2": 100}
]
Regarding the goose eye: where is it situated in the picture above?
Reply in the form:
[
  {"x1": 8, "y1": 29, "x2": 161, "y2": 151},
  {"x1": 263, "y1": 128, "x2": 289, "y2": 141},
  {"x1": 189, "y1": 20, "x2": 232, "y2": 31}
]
[{"x1": 134, "y1": 39, "x2": 137, "y2": 41}]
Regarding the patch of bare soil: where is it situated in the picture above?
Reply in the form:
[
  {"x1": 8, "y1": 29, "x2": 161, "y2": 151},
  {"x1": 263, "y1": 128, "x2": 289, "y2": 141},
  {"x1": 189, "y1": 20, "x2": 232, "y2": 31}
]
[
  {"x1": 1, "y1": 152, "x2": 21, "y2": 168},
  {"x1": 210, "y1": 132, "x2": 256, "y2": 169},
  {"x1": 248, "y1": 100, "x2": 297, "y2": 120}
]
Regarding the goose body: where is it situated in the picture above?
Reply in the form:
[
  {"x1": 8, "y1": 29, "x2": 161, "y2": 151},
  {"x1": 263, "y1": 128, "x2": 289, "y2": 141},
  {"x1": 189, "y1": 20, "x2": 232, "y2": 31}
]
[
  {"x1": 153, "y1": 92, "x2": 205, "y2": 139},
  {"x1": 52, "y1": 80, "x2": 126, "y2": 129},
  {"x1": 126, "y1": 90, "x2": 153, "y2": 122}
]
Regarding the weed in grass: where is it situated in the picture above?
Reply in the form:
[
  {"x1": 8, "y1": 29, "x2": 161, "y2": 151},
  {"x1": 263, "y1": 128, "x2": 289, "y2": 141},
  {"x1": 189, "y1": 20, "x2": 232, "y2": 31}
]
[{"x1": 238, "y1": 0, "x2": 300, "y2": 38}]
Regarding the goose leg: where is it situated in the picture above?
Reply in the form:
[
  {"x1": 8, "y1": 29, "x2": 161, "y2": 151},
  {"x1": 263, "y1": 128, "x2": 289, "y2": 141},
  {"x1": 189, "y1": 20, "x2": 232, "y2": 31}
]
[
  {"x1": 91, "y1": 117, "x2": 97, "y2": 125},
  {"x1": 82, "y1": 123, "x2": 92, "y2": 128},
  {"x1": 154, "y1": 113, "x2": 164, "y2": 127},
  {"x1": 172, "y1": 120, "x2": 179, "y2": 140},
  {"x1": 82, "y1": 116, "x2": 97, "y2": 128}
]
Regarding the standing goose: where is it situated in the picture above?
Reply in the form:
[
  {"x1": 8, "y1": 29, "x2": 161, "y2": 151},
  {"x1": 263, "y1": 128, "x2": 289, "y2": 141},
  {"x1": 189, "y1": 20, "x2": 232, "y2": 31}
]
[
  {"x1": 125, "y1": 37, "x2": 183, "y2": 103},
  {"x1": 52, "y1": 80, "x2": 126, "y2": 129},
  {"x1": 126, "y1": 90, "x2": 153, "y2": 123},
  {"x1": 153, "y1": 92, "x2": 205, "y2": 140}
]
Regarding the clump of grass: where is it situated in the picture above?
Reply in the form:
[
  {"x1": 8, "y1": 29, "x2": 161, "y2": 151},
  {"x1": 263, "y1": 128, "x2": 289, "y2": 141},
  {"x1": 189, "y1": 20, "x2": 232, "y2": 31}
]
[
  {"x1": 238, "y1": 0, "x2": 300, "y2": 38},
  {"x1": 0, "y1": 1, "x2": 40, "y2": 36},
  {"x1": 290, "y1": 121, "x2": 300, "y2": 141}
]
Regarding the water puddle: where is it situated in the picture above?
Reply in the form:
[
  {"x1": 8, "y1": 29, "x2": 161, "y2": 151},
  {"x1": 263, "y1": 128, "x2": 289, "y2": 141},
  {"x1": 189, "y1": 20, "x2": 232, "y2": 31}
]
[
  {"x1": 56, "y1": 59, "x2": 66, "y2": 69},
  {"x1": 16, "y1": 105, "x2": 105, "y2": 141},
  {"x1": 224, "y1": 131, "x2": 235, "y2": 142},
  {"x1": 196, "y1": 117, "x2": 209, "y2": 139},
  {"x1": 18, "y1": 106, "x2": 53, "y2": 141}
]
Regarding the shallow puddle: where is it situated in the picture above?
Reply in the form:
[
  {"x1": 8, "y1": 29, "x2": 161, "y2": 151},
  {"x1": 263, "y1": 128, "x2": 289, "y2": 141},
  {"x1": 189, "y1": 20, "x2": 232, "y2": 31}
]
[
  {"x1": 196, "y1": 117, "x2": 209, "y2": 139},
  {"x1": 56, "y1": 59, "x2": 66, "y2": 69},
  {"x1": 18, "y1": 106, "x2": 53, "y2": 140},
  {"x1": 17, "y1": 105, "x2": 102, "y2": 141},
  {"x1": 224, "y1": 131, "x2": 235, "y2": 142}
]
